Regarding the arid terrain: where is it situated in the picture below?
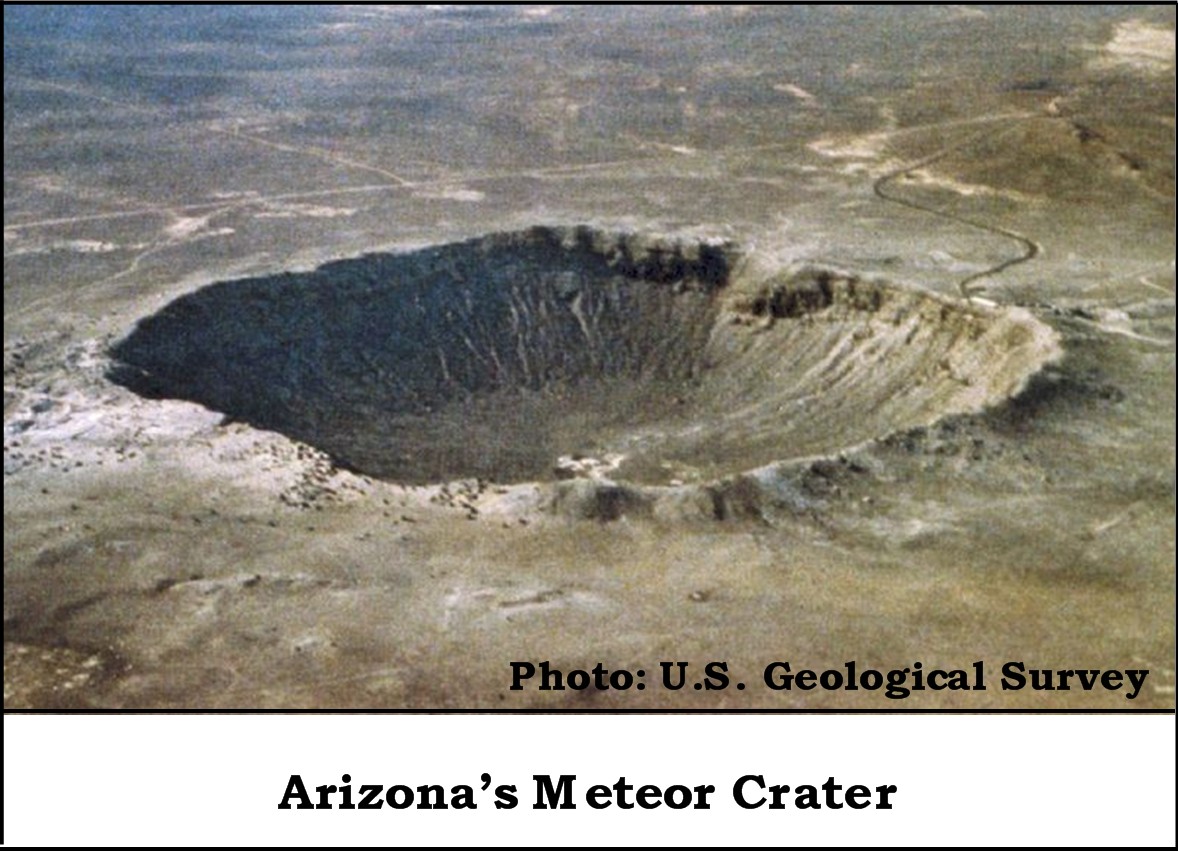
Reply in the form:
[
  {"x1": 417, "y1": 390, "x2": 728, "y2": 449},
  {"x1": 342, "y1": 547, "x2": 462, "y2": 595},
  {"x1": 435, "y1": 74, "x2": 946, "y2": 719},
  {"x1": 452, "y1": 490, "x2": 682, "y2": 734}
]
[{"x1": 4, "y1": 5, "x2": 1174, "y2": 708}]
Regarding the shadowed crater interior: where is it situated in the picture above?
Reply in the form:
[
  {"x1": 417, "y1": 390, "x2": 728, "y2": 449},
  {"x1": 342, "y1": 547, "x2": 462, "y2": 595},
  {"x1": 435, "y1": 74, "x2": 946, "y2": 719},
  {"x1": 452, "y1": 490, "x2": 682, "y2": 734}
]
[{"x1": 107, "y1": 226, "x2": 1059, "y2": 486}]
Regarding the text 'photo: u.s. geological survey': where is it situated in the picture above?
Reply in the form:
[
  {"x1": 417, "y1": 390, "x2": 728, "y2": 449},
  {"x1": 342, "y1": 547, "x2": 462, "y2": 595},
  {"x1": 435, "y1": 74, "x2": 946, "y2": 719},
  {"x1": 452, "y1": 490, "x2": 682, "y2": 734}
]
[{"x1": 3, "y1": 4, "x2": 1174, "y2": 848}]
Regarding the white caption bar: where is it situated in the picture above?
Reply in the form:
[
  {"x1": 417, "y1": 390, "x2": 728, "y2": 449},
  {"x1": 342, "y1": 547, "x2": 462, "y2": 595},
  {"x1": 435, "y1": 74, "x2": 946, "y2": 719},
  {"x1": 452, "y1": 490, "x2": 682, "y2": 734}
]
[{"x1": 3, "y1": 714, "x2": 1174, "y2": 847}]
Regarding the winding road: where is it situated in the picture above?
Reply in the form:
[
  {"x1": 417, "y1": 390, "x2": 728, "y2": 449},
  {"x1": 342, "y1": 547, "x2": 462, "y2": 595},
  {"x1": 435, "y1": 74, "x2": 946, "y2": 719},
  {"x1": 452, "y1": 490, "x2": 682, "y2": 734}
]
[{"x1": 871, "y1": 118, "x2": 1043, "y2": 299}]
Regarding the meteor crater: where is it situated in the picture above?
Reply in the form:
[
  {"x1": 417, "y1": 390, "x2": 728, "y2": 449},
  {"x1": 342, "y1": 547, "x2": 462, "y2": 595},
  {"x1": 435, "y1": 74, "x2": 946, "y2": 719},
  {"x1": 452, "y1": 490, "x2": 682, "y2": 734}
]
[{"x1": 107, "y1": 226, "x2": 1059, "y2": 490}]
